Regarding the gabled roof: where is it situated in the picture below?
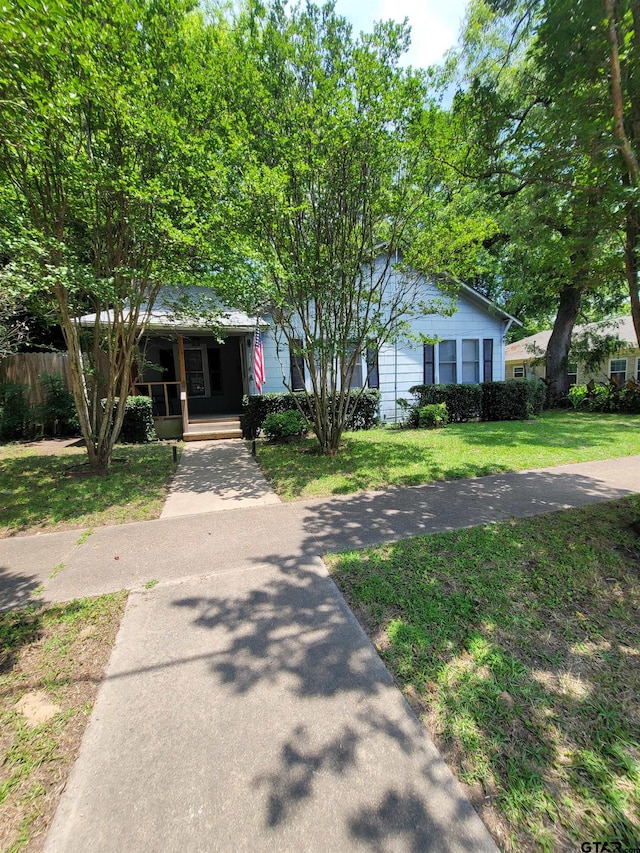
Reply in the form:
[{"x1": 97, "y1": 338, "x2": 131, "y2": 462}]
[
  {"x1": 79, "y1": 274, "x2": 520, "y2": 332},
  {"x1": 505, "y1": 315, "x2": 637, "y2": 361},
  {"x1": 442, "y1": 276, "x2": 521, "y2": 326}
]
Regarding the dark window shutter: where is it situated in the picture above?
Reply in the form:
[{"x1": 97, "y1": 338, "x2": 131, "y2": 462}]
[
  {"x1": 424, "y1": 344, "x2": 435, "y2": 385},
  {"x1": 290, "y1": 342, "x2": 305, "y2": 391},
  {"x1": 366, "y1": 348, "x2": 379, "y2": 389},
  {"x1": 483, "y1": 339, "x2": 493, "y2": 382}
]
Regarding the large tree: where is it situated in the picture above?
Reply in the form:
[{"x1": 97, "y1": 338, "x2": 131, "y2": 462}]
[
  {"x1": 0, "y1": 0, "x2": 223, "y2": 468},
  {"x1": 225, "y1": 1, "x2": 445, "y2": 452},
  {"x1": 446, "y1": 0, "x2": 628, "y2": 400}
]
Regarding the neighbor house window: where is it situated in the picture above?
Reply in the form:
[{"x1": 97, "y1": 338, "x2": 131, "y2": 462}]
[
  {"x1": 610, "y1": 358, "x2": 627, "y2": 386},
  {"x1": 513, "y1": 365, "x2": 525, "y2": 379},
  {"x1": 366, "y1": 348, "x2": 379, "y2": 389},
  {"x1": 636, "y1": 357, "x2": 640, "y2": 381},
  {"x1": 290, "y1": 341, "x2": 306, "y2": 391},
  {"x1": 423, "y1": 344, "x2": 435, "y2": 385},
  {"x1": 567, "y1": 362, "x2": 578, "y2": 387},
  {"x1": 461, "y1": 339, "x2": 480, "y2": 383},
  {"x1": 439, "y1": 340, "x2": 457, "y2": 384},
  {"x1": 483, "y1": 339, "x2": 493, "y2": 382}
]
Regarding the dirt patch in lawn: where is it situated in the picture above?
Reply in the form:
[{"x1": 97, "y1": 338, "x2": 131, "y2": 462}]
[
  {"x1": 12, "y1": 439, "x2": 83, "y2": 456},
  {"x1": 0, "y1": 592, "x2": 127, "y2": 852}
]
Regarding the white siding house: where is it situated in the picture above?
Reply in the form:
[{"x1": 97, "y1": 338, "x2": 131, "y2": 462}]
[
  {"x1": 256, "y1": 274, "x2": 517, "y2": 423},
  {"x1": 102, "y1": 266, "x2": 518, "y2": 439}
]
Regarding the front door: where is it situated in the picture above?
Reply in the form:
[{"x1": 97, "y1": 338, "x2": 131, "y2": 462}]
[{"x1": 184, "y1": 337, "x2": 244, "y2": 416}]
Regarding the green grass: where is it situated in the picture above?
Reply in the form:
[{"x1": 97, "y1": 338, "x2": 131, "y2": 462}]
[
  {"x1": 0, "y1": 593, "x2": 127, "y2": 852},
  {"x1": 0, "y1": 442, "x2": 181, "y2": 537},
  {"x1": 256, "y1": 410, "x2": 640, "y2": 500},
  {"x1": 328, "y1": 497, "x2": 640, "y2": 851}
]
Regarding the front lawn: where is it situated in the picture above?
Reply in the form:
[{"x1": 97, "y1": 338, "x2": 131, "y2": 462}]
[
  {"x1": 0, "y1": 593, "x2": 127, "y2": 852},
  {"x1": 256, "y1": 410, "x2": 640, "y2": 500},
  {"x1": 0, "y1": 441, "x2": 181, "y2": 537},
  {"x1": 327, "y1": 497, "x2": 640, "y2": 851}
]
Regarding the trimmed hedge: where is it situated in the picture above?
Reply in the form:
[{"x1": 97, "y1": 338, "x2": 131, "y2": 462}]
[
  {"x1": 409, "y1": 383, "x2": 482, "y2": 423},
  {"x1": 243, "y1": 389, "x2": 381, "y2": 436},
  {"x1": 480, "y1": 380, "x2": 546, "y2": 421},
  {"x1": 103, "y1": 395, "x2": 158, "y2": 443},
  {"x1": 119, "y1": 396, "x2": 158, "y2": 443}
]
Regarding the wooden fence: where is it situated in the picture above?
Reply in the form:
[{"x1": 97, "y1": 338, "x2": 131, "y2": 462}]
[{"x1": 0, "y1": 352, "x2": 72, "y2": 406}]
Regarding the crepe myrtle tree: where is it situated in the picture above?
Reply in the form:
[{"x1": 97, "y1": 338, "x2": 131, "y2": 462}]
[
  {"x1": 0, "y1": 0, "x2": 228, "y2": 468},
  {"x1": 232, "y1": 1, "x2": 450, "y2": 452}
]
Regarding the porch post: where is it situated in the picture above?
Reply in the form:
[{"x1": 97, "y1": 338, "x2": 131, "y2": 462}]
[{"x1": 177, "y1": 334, "x2": 189, "y2": 436}]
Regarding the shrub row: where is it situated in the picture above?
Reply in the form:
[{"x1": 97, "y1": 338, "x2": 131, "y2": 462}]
[
  {"x1": 0, "y1": 380, "x2": 158, "y2": 445},
  {"x1": 568, "y1": 381, "x2": 640, "y2": 414},
  {"x1": 407, "y1": 380, "x2": 546, "y2": 423},
  {"x1": 480, "y1": 380, "x2": 546, "y2": 421},
  {"x1": 243, "y1": 389, "x2": 381, "y2": 436},
  {"x1": 409, "y1": 384, "x2": 482, "y2": 423}
]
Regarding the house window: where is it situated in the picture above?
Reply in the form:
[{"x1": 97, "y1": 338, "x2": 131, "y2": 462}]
[
  {"x1": 610, "y1": 358, "x2": 627, "y2": 386},
  {"x1": 184, "y1": 348, "x2": 206, "y2": 397},
  {"x1": 567, "y1": 362, "x2": 577, "y2": 387},
  {"x1": 513, "y1": 365, "x2": 525, "y2": 379},
  {"x1": 439, "y1": 340, "x2": 457, "y2": 384},
  {"x1": 423, "y1": 344, "x2": 435, "y2": 385},
  {"x1": 483, "y1": 339, "x2": 493, "y2": 382},
  {"x1": 366, "y1": 348, "x2": 379, "y2": 389},
  {"x1": 636, "y1": 357, "x2": 640, "y2": 381},
  {"x1": 289, "y1": 341, "x2": 306, "y2": 391},
  {"x1": 461, "y1": 339, "x2": 480, "y2": 383}
]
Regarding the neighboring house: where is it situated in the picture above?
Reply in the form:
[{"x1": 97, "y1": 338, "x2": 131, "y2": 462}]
[
  {"x1": 91, "y1": 270, "x2": 519, "y2": 440},
  {"x1": 505, "y1": 315, "x2": 640, "y2": 388}
]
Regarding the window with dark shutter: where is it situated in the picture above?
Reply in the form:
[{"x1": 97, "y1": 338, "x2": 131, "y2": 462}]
[
  {"x1": 483, "y1": 339, "x2": 493, "y2": 382},
  {"x1": 366, "y1": 348, "x2": 379, "y2": 389},
  {"x1": 423, "y1": 344, "x2": 434, "y2": 385},
  {"x1": 290, "y1": 341, "x2": 306, "y2": 391}
]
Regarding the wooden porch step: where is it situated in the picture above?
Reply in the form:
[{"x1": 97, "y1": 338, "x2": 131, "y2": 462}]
[{"x1": 183, "y1": 417, "x2": 243, "y2": 442}]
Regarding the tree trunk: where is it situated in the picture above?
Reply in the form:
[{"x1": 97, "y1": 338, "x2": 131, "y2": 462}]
[
  {"x1": 545, "y1": 282, "x2": 583, "y2": 403},
  {"x1": 625, "y1": 204, "x2": 640, "y2": 348}
]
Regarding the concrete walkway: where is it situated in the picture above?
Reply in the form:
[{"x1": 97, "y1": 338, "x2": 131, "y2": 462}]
[
  {"x1": 1, "y1": 452, "x2": 639, "y2": 852},
  {"x1": 160, "y1": 439, "x2": 281, "y2": 518}
]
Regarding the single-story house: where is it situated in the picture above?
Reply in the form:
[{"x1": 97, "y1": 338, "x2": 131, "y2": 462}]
[
  {"x1": 505, "y1": 315, "x2": 639, "y2": 388},
  {"x1": 88, "y1": 268, "x2": 519, "y2": 441}
]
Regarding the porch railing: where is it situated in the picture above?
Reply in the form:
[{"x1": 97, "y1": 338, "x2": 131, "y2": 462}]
[{"x1": 133, "y1": 381, "x2": 181, "y2": 418}]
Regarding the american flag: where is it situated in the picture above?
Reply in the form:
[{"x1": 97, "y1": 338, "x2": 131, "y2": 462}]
[{"x1": 253, "y1": 328, "x2": 266, "y2": 394}]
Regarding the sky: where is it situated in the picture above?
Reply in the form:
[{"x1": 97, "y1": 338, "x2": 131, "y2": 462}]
[{"x1": 333, "y1": 0, "x2": 470, "y2": 69}]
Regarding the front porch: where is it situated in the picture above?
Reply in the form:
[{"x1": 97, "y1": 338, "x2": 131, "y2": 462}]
[{"x1": 134, "y1": 332, "x2": 253, "y2": 440}]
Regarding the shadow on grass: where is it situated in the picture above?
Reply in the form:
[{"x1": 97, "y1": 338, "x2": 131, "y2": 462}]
[
  {"x1": 0, "y1": 445, "x2": 176, "y2": 535},
  {"x1": 259, "y1": 436, "x2": 514, "y2": 499},
  {"x1": 258, "y1": 411, "x2": 640, "y2": 500},
  {"x1": 330, "y1": 496, "x2": 640, "y2": 848}
]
